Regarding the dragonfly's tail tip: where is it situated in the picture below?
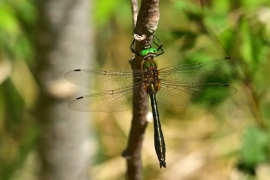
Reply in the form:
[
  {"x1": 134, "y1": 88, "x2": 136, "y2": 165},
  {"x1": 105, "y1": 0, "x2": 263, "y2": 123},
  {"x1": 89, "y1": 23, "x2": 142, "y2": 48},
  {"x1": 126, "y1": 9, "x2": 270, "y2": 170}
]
[{"x1": 159, "y1": 161, "x2": 166, "y2": 168}]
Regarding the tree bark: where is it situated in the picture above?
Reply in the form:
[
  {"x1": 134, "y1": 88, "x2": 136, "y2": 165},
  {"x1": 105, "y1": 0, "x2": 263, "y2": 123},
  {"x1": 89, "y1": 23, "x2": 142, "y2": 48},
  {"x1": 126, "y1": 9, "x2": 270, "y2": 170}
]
[
  {"x1": 125, "y1": 0, "x2": 160, "y2": 179},
  {"x1": 36, "y1": 0, "x2": 93, "y2": 179}
]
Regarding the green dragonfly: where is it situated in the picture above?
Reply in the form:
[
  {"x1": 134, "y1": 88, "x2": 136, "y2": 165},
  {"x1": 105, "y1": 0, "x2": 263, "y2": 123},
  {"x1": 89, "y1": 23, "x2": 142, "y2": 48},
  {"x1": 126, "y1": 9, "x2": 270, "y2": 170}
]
[{"x1": 65, "y1": 36, "x2": 239, "y2": 168}]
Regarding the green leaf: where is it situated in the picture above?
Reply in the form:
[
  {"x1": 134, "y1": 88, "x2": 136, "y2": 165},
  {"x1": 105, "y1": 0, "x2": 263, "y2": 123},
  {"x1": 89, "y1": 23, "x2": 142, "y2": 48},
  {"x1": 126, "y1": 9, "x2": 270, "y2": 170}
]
[
  {"x1": 218, "y1": 29, "x2": 237, "y2": 54},
  {"x1": 211, "y1": 0, "x2": 230, "y2": 14},
  {"x1": 94, "y1": 0, "x2": 122, "y2": 27},
  {"x1": 14, "y1": 35, "x2": 33, "y2": 60},
  {"x1": 240, "y1": 19, "x2": 268, "y2": 66},
  {"x1": 240, "y1": 126, "x2": 269, "y2": 166},
  {"x1": 15, "y1": 0, "x2": 37, "y2": 25},
  {"x1": 0, "y1": 4, "x2": 20, "y2": 35},
  {"x1": 171, "y1": 30, "x2": 198, "y2": 50},
  {"x1": 262, "y1": 103, "x2": 270, "y2": 120}
]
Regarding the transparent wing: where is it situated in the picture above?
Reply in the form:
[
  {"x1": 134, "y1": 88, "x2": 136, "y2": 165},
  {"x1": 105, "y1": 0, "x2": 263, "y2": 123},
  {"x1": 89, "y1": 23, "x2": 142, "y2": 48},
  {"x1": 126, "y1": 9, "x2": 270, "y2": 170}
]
[
  {"x1": 68, "y1": 83, "x2": 145, "y2": 112},
  {"x1": 159, "y1": 57, "x2": 239, "y2": 84},
  {"x1": 157, "y1": 83, "x2": 237, "y2": 106},
  {"x1": 65, "y1": 69, "x2": 143, "y2": 91},
  {"x1": 69, "y1": 88, "x2": 133, "y2": 112}
]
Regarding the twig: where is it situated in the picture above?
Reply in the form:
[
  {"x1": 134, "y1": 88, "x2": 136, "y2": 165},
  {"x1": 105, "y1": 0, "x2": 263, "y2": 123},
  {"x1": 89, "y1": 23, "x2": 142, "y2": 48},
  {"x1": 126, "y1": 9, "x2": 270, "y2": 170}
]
[
  {"x1": 124, "y1": 0, "x2": 160, "y2": 179},
  {"x1": 241, "y1": 64, "x2": 265, "y2": 129},
  {"x1": 197, "y1": 2, "x2": 227, "y2": 56},
  {"x1": 130, "y1": 0, "x2": 138, "y2": 28},
  {"x1": 199, "y1": 0, "x2": 204, "y2": 8},
  {"x1": 132, "y1": 0, "x2": 160, "y2": 69}
]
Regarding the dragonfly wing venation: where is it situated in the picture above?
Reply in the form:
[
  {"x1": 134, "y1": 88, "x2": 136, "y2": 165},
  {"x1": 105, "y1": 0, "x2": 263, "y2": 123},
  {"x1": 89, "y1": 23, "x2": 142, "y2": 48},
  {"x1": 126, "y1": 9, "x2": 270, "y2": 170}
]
[
  {"x1": 157, "y1": 83, "x2": 237, "y2": 106},
  {"x1": 65, "y1": 69, "x2": 143, "y2": 91},
  {"x1": 68, "y1": 87, "x2": 135, "y2": 112},
  {"x1": 159, "y1": 57, "x2": 240, "y2": 84}
]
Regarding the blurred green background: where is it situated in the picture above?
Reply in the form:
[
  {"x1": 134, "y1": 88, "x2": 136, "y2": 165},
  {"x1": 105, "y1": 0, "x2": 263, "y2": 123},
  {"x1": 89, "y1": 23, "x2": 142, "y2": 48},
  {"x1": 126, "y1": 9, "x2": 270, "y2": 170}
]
[{"x1": 1, "y1": 0, "x2": 270, "y2": 179}]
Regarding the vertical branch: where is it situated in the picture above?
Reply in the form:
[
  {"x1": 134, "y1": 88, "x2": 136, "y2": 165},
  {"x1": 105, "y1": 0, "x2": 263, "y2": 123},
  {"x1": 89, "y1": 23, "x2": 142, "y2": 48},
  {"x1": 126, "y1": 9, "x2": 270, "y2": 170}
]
[
  {"x1": 124, "y1": 0, "x2": 160, "y2": 180},
  {"x1": 130, "y1": 0, "x2": 138, "y2": 28},
  {"x1": 132, "y1": 0, "x2": 160, "y2": 69}
]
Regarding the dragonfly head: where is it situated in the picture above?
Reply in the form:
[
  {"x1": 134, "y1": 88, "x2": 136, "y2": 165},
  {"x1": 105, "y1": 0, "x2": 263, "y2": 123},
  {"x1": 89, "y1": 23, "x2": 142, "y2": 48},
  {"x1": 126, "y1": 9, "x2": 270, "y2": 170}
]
[{"x1": 140, "y1": 47, "x2": 158, "y2": 60}]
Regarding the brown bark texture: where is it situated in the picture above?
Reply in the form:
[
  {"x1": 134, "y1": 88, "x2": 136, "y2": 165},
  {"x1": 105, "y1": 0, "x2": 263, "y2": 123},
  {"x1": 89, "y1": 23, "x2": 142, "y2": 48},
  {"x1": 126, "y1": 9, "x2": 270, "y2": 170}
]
[{"x1": 125, "y1": 0, "x2": 160, "y2": 179}]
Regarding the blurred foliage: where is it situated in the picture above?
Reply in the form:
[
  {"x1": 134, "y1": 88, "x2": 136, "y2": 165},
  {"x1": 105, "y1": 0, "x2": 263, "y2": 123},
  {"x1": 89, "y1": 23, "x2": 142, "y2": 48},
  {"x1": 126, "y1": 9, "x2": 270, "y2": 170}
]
[
  {"x1": 238, "y1": 126, "x2": 269, "y2": 175},
  {"x1": 1, "y1": 0, "x2": 270, "y2": 179},
  {"x1": 0, "y1": 0, "x2": 36, "y2": 61},
  {"x1": 0, "y1": 0, "x2": 38, "y2": 179}
]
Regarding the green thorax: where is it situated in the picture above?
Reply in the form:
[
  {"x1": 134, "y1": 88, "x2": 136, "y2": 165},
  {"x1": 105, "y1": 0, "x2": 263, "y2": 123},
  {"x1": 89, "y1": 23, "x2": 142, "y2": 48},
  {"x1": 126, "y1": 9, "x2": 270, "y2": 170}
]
[
  {"x1": 140, "y1": 47, "x2": 160, "y2": 94},
  {"x1": 142, "y1": 59, "x2": 158, "y2": 71},
  {"x1": 140, "y1": 47, "x2": 158, "y2": 71}
]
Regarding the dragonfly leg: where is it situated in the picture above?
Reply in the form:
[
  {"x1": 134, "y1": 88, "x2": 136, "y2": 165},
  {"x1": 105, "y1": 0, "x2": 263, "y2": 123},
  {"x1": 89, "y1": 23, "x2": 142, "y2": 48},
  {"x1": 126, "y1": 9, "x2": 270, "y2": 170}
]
[
  {"x1": 153, "y1": 35, "x2": 164, "y2": 57},
  {"x1": 130, "y1": 38, "x2": 140, "y2": 56},
  {"x1": 130, "y1": 34, "x2": 164, "y2": 58}
]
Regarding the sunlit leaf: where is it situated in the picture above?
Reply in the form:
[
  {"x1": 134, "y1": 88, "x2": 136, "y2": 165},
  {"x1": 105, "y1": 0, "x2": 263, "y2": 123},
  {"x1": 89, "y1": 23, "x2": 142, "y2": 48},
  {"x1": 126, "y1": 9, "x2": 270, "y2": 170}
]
[
  {"x1": 0, "y1": 4, "x2": 20, "y2": 36},
  {"x1": 94, "y1": 0, "x2": 122, "y2": 27}
]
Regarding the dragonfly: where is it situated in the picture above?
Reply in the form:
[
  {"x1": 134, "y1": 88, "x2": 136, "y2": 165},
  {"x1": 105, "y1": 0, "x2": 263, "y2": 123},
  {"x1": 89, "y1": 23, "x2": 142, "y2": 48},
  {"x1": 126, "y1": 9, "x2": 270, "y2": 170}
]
[{"x1": 65, "y1": 36, "x2": 239, "y2": 168}]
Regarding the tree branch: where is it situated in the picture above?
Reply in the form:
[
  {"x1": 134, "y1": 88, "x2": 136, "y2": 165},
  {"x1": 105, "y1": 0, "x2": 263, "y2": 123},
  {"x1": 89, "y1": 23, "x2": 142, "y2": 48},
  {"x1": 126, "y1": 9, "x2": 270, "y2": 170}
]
[
  {"x1": 132, "y1": 0, "x2": 160, "y2": 69},
  {"x1": 130, "y1": 0, "x2": 138, "y2": 28},
  {"x1": 124, "y1": 0, "x2": 160, "y2": 179}
]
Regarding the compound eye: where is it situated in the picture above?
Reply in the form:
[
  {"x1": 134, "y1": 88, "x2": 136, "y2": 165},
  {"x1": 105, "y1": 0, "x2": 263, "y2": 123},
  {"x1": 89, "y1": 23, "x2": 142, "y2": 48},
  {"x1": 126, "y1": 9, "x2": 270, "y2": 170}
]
[
  {"x1": 140, "y1": 48, "x2": 150, "y2": 57},
  {"x1": 149, "y1": 48, "x2": 157, "y2": 53}
]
